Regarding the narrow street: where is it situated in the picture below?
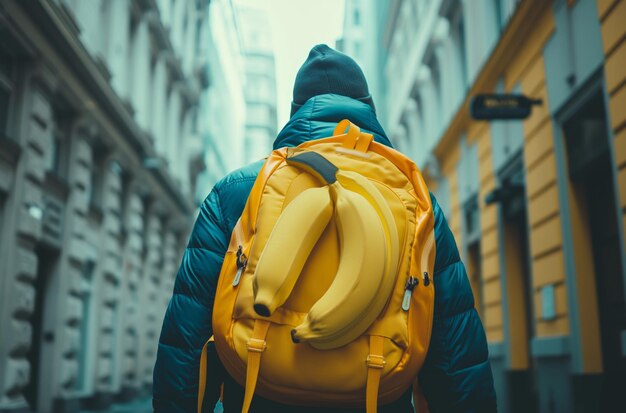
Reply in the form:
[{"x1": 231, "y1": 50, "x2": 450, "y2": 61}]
[
  {"x1": 79, "y1": 399, "x2": 224, "y2": 413},
  {"x1": 80, "y1": 399, "x2": 152, "y2": 413}
]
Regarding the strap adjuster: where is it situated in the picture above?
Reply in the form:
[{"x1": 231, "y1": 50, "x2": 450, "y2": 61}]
[
  {"x1": 366, "y1": 355, "x2": 386, "y2": 369},
  {"x1": 247, "y1": 338, "x2": 267, "y2": 353}
]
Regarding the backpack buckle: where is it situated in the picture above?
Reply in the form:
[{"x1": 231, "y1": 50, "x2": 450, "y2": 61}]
[
  {"x1": 247, "y1": 338, "x2": 267, "y2": 353},
  {"x1": 366, "y1": 355, "x2": 386, "y2": 369}
]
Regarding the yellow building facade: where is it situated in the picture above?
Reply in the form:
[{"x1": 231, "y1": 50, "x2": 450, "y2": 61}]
[{"x1": 387, "y1": 0, "x2": 626, "y2": 411}]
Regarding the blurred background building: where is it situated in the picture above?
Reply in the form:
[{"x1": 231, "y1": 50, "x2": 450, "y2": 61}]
[
  {"x1": 196, "y1": 0, "x2": 247, "y2": 193},
  {"x1": 236, "y1": 1, "x2": 278, "y2": 165},
  {"x1": 360, "y1": 0, "x2": 626, "y2": 412},
  {"x1": 336, "y1": 0, "x2": 382, "y2": 114},
  {"x1": 0, "y1": 0, "x2": 259, "y2": 411}
]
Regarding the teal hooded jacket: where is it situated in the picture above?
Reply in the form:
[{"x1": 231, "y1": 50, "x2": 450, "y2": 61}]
[{"x1": 153, "y1": 94, "x2": 496, "y2": 413}]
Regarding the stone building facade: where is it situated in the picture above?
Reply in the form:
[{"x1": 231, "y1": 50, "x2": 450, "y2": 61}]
[
  {"x1": 0, "y1": 0, "x2": 214, "y2": 412},
  {"x1": 370, "y1": 0, "x2": 626, "y2": 411}
]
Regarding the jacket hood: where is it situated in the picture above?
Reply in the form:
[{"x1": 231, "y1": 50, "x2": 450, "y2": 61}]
[{"x1": 273, "y1": 94, "x2": 392, "y2": 150}]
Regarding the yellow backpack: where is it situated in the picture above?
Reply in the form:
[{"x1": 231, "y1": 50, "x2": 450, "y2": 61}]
[{"x1": 199, "y1": 120, "x2": 436, "y2": 413}]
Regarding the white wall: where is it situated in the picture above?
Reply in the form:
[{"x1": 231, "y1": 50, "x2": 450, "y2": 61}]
[
  {"x1": 201, "y1": 0, "x2": 247, "y2": 181},
  {"x1": 340, "y1": 0, "x2": 381, "y2": 112},
  {"x1": 382, "y1": 0, "x2": 518, "y2": 168}
]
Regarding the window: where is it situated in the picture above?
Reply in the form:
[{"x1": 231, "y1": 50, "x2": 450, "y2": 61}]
[
  {"x1": 411, "y1": 0, "x2": 420, "y2": 21},
  {"x1": 446, "y1": 6, "x2": 469, "y2": 97},
  {"x1": 87, "y1": 168, "x2": 97, "y2": 205},
  {"x1": 98, "y1": 0, "x2": 111, "y2": 55},
  {"x1": 76, "y1": 259, "x2": 95, "y2": 392},
  {"x1": 463, "y1": 195, "x2": 480, "y2": 244},
  {"x1": 434, "y1": 176, "x2": 451, "y2": 217},
  {"x1": 492, "y1": 0, "x2": 516, "y2": 31},
  {"x1": 458, "y1": 140, "x2": 479, "y2": 204},
  {"x1": 110, "y1": 159, "x2": 123, "y2": 178},
  {"x1": 490, "y1": 81, "x2": 525, "y2": 171},
  {"x1": 431, "y1": 56, "x2": 442, "y2": 109},
  {"x1": 47, "y1": 134, "x2": 60, "y2": 173},
  {"x1": 191, "y1": 108, "x2": 199, "y2": 134},
  {"x1": 336, "y1": 38, "x2": 345, "y2": 52},
  {"x1": 462, "y1": 193, "x2": 482, "y2": 315},
  {"x1": 49, "y1": 113, "x2": 73, "y2": 179},
  {"x1": 457, "y1": 13, "x2": 468, "y2": 89},
  {"x1": 87, "y1": 146, "x2": 106, "y2": 209},
  {"x1": 465, "y1": 231, "x2": 483, "y2": 318},
  {"x1": 195, "y1": 20, "x2": 202, "y2": 53},
  {"x1": 170, "y1": 0, "x2": 176, "y2": 24},
  {"x1": 412, "y1": 95, "x2": 426, "y2": 154},
  {"x1": 353, "y1": 41, "x2": 362, "y2": 57},
  {"x1": 246, "y1": 81, "x2": 262, "y2": 101},
  {"x1": 0, "y1": 194, "x2": 5, "y2": 251},
  {"x1": 493, "y1": 0, "x2": 503, "y2": 31},
  {"x1": 564, "y1": 92, "x2": 609, "y2": 180},
  {"x1": 0, "y1": 48, "x2": 13, "y2": 80},
  {"x1": 426, "y1": 54, "x2": 442, "y2": 142},
  {"x1": 401, "y1": 2, "x2": 413, "y2": 46},
  {"x1": 0, "y1": 47, "x2": 15, "y2": 139},
  {"x1": 0, "y1": 87, "x2": 10, "y2": 139},
  {"x1": 108, "y1": 303, "x2": 119, "y2": 385},
  {"x1": 248, "y1": 105, "x2": 271, "y2": 124}
]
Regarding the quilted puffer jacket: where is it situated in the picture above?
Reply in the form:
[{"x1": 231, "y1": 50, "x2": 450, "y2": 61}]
[{"x1": 153, "y1": 94, "x2": 496, "y2": 413}]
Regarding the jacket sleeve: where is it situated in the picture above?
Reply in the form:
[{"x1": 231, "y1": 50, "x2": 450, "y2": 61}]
[
  {"x1": 418, "y1": 195, "x2": 497, "y2": 413},
  {"x1": 153, "y1": 187, "x2": 229, "y2": 413}
]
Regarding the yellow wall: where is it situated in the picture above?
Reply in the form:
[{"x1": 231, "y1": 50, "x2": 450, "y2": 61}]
[
  {"x1": 548, "y1": 0, "x2": 626, "y2": 373},
  {"x1": 599, "y1": 0, "x2": 626, "y2": 267},
  {"x1": 440, "y1": 146, "x2": 463, "y2": 250},
  {"x1": 436, "y1": 129, "x2": 506, "y2": 343},
  {"x1": 502, "y1": 5, "x2": 572, "y2": 340},
  {"x1": 475, "y1": 125, "x2": 505, "y2": 343},
  {"x1": 427, "y1": 127, "x2": 504, "y2": 342},
  {"x1": 418, "y1": 0, "x2": 626, "y2": 378},
  {"x1": 428, "y1": 1, "x2": 624, "y2": 367},
  {"x1": 432, "y1": 0, "x2": 565, "y2": 349}
]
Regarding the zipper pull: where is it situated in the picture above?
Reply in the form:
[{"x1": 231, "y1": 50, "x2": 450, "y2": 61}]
[
  {"x1": 402, "y1": 276, "x2": 419, "y2": 311},
  {"x1": 232, "y1": 245, "x2": 247, "y2": 286},
  {"x1": 422, "y1": 271, "x2": 430, "y2": 286}
]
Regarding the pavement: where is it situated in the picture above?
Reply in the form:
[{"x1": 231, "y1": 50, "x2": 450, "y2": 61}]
[
  {"x1": 79, "y1": 398, "x2": 224, "y2": 413},
  {"x1": 79, "y1": 398, "x2": 152, "y2": 413}
]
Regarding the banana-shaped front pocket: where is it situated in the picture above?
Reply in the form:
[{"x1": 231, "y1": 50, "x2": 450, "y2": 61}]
[
  {"x1": 252, "y1": 186, "x2": 333, "y2": 317},
  {"x1": 252, "y1": 151, "x2": 400, "y2": 350},
  {"x1": 291, "y1": 180, "x2": 388, "y2": 349}
]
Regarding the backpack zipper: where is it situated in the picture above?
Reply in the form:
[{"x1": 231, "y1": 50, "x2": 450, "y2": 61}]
[
  {"x1": 402, "y1": 276, "x2": 419, "y2": 311},
  {"x1": 232, "y1": 245, "x2": 247, "y2": 286},
  {"x1": 402, "y1": 229, "x2": 435, "y2": 311},
  {"x1": 420, "y1": 231, "x2": 434, "y2": 289}
]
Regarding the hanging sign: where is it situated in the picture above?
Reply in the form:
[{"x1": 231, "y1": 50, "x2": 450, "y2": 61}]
[{"x1": 470, "y1": 94, "x2": 542, "y2": 120}]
